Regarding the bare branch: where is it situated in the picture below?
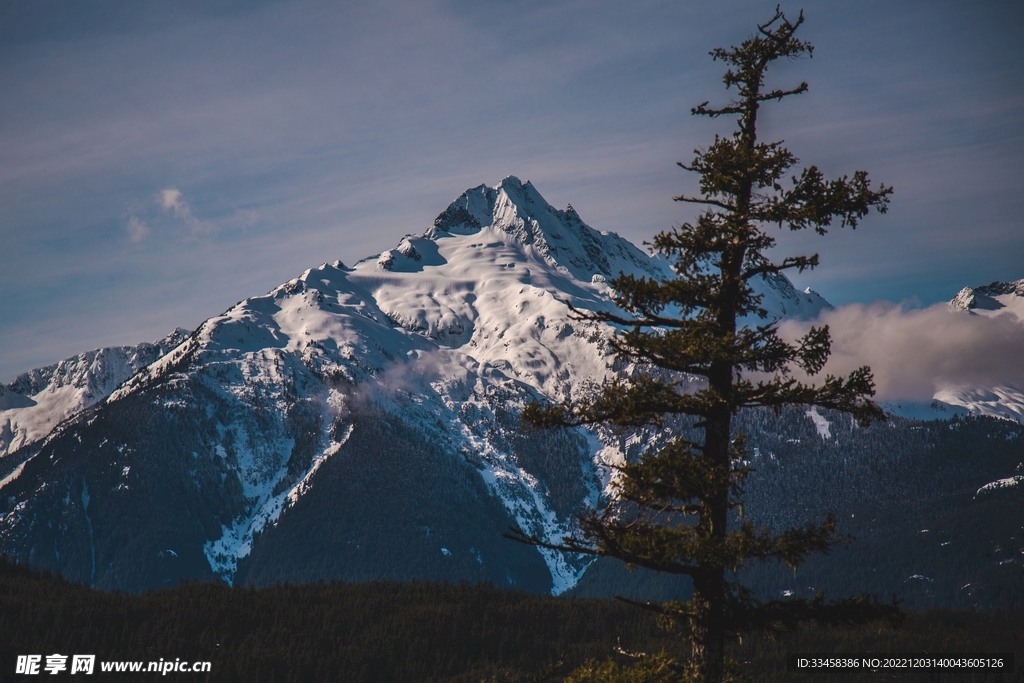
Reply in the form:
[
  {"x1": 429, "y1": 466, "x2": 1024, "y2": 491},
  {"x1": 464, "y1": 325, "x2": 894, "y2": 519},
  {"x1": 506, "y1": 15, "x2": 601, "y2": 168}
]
[{"x1": 756, "y1": 83, "x2": 808, "y2": 102}]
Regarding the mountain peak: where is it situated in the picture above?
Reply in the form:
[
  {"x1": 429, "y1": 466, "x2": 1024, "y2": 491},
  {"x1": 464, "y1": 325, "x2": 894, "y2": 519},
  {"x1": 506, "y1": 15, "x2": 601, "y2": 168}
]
[
  {"x1": 423, "y1": 177, "x2": 662, "y2": 283},
  {"x1": 949, "y1": 278, "x2": 1024, "y2": 314},
  {"x1": 427, "y1": 175, "x2": 552, "y2": 238}
]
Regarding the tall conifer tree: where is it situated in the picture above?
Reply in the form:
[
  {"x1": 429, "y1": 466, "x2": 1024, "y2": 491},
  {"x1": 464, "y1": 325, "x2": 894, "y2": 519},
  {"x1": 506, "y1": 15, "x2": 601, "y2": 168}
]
[{"x1": 514, "y1": 8, "x2": 899, "y2": 682}]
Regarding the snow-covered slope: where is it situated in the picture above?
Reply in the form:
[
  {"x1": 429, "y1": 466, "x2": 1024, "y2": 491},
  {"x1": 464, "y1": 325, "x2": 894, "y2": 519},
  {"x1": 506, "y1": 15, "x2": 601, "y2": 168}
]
[
  {"x1": 0, "y1": 329, "x2": 189, "y2": 458},
  {"x1": 933, "y1": 385, "x2": 1024, "y2": 423},
  {"x1": 0, "y1": 177, "x2": 835, "y2": 594},
  {"x1": 940, "y1": 278, "x2": 1024, "y2": 422}
]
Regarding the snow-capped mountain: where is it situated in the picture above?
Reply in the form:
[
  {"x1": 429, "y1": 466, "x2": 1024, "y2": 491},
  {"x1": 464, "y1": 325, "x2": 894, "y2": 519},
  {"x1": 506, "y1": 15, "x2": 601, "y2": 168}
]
[
  {"x1": 0, "y1": 330, "x2": 189, "y2": 459},
  {"x1": 948, "y1": 279, "x2": 1024, "y2": 316},
  {"x1": 0, "y1": 177, "x2": 833, "y2": 594},
  {"x1": 939, "y1": 278, "x2": 1024, "y2": 422}
]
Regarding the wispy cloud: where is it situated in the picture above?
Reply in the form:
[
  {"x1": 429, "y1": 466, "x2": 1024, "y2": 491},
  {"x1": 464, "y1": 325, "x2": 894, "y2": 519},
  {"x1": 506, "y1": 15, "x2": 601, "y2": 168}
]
[
  {"x1": 126, "y1": 215, "x2": 149, "y2": 243},
  {"x1": 159, "y1": 187, "x2": 212, "y2": 236},
  {"x1": 159, "y1": 188, "x2": 184, "y2": 213}
]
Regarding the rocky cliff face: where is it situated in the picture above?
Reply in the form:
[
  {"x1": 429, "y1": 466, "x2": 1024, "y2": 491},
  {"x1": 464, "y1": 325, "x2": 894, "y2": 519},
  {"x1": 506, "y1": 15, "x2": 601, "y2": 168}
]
[{"x1": 949, "y1": 279, "x2": 1024, "y2": 313}]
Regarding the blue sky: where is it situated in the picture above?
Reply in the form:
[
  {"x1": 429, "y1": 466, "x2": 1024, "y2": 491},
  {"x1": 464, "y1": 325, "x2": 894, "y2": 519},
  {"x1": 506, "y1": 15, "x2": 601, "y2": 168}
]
[{"x1": 2, "y1": 0, "x2": 1022, "y2": 380}]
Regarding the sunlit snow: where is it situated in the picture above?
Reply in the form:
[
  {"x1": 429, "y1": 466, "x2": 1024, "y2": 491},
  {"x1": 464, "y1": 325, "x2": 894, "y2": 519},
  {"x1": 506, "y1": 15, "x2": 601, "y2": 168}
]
[{"x1": 806, "y1": 407, "x2": 831, "y2": 439}]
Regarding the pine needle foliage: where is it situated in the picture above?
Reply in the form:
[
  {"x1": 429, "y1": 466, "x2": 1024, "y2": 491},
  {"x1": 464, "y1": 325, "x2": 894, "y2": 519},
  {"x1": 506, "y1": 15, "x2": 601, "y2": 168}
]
[{"x1": 514, "y1": 8, "x2": 900, "y2": 682}]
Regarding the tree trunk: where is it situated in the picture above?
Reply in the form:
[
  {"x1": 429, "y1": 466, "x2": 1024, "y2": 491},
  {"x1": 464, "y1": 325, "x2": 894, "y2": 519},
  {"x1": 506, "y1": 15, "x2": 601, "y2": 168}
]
[
  {"x1": 690, "y1": 569, "x2": 726, "y2": 683},
  {"x1": 692, "y1": 402, "x2": 731, "y2": 683}
]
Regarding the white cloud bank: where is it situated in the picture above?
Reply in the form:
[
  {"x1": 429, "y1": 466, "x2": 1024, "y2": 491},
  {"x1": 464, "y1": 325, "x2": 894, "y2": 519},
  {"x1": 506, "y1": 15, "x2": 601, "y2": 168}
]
[{"x1": 777, "y1": 302, "x2": 1024, "y2": 402}]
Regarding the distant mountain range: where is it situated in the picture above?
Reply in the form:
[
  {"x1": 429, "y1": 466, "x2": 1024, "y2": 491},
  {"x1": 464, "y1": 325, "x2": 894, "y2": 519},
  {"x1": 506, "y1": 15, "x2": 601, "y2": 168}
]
[{"x1": 1, "y1": 178, "x2": 1020, "y2": 608}]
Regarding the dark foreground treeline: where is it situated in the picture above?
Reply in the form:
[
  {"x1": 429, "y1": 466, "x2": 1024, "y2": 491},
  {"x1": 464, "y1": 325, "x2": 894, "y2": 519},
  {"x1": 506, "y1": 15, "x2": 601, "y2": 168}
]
[{"x1": 1, "y1": 557, "x2": 1022, "y2": 683}]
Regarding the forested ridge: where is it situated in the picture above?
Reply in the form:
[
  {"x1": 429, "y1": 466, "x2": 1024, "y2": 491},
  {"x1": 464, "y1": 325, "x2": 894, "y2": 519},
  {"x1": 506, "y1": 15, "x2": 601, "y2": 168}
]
[
  {"x1": 570, "y1": 411, "x2": 1024, "y2": 612},
  {"x1": 2, "y1": 557, "x2": 1021, "y2": 682},
  {"x1": 737, "y1": 410, "x2": 1024, "y2": 610}
]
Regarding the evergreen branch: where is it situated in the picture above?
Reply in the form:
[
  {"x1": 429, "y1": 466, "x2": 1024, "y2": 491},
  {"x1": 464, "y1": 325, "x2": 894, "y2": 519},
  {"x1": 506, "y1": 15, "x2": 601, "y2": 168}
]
[
  {"x1": 734, "y1": 367, "x2": 885, "y2": 425},
  {"x1": 692, "y1": 101, "x2": 744, "y2": 118},
  {"x1": 758, "y1": 166, "x2": 893, "y2": 234},
  {"x1": 579, "y1": 519, "x2": 700, "y2": 577},
  {"x1": 613, "y1": 319, "x2": 804, "y2": 375},
  {"x1": 639, "y1": 502, "x2": 705, "y2": 516},
  {"x1": 554, "y1": 377, "x2": 715, "y2": 428},
  {"x1": 672, "y1": 194, "x2": 735, "y2": 211},
  {"x1": 615, "y1": 441, "x2": 730, "y2": 510},
  {"x1": 566, "y1": 296, "x2": 702, "y2": 330},
  {"x1": 506, "y1": 522, "x2": 702, "y2": 578},
  {"x1": 740, "y1": 254, "x2": 819, "y2": 280},
  {"x1": 587, "y1": 308, "x2": 693, "y2": 331},
  {"x1": 680, "y1": 137, "x2": 799, "y2": 200},
  {"x1": 608, "y1": 330, "x2": 712, "y2": 376},
  {"x1": 728, "y1": 514, "x2": 838, "y2": 569},
  {"x1": 795, "y1": 325, "x2": 830, "y2": 375},
  {"x1": 503, "y1": 526, "x2": 601, "y2": 558},
  {"x1": 593, "y1": 272, "x2": 717, "y2": 322}
]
